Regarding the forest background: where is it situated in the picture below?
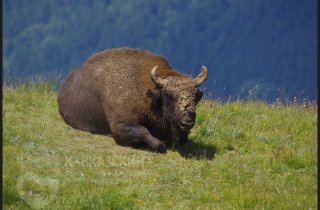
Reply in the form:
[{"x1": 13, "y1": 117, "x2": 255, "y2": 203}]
[{"x1": 3, "y1": 0, "x2": 317, "y2": 101}]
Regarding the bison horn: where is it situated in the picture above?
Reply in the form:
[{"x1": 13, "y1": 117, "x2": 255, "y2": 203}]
[
  {"x1": 150, "y1": 66, "x2": 168, "y2": 87},
  {"x1": 194, "y1": 66, "x2": 208, "y2": 86}
]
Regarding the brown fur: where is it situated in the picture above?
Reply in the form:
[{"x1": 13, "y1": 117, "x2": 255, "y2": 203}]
[{"x1": 58, "y1": 48, "x2": 206, "y2": 153}]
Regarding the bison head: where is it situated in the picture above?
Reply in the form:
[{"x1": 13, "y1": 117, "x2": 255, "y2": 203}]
[{"x1": 148, "y1": 66, "x2": 208, "y2": 146}]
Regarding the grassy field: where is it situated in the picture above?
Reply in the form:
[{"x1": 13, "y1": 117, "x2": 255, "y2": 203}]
[{"x1": 2, "y1": 83, "x2": 317, "y2": 209}]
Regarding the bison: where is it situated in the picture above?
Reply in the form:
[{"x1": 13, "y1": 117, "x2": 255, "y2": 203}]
[{"x1": 57, "y1": 48, "x2": 207, "y2": 153}]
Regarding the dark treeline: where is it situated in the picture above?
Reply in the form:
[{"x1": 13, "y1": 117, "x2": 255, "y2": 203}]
[{"x1": 3, "y1": 0, "x2": 317, "y2": 101}]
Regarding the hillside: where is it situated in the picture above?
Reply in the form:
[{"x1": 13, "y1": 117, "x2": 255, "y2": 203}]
[{"x1": 2, "y1": 83, "x2": 317, "y2": 209}]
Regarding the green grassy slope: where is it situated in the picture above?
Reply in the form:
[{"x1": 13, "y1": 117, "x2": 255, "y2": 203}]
[{"x1": 3, "y1": 83, "x2": 317, "y2": 209}]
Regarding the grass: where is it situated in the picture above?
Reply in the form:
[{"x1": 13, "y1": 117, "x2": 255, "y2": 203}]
[{"x1": 2, "y1": 82, "x2": 317, "y2": 209}]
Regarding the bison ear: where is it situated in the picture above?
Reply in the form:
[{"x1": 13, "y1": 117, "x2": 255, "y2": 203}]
[
  {"x1": 196, "y1": 90, "x2": 204, "y2": 102},
  {"x1": 147, "y1": 89, "x2": 163, "y2": 110},
  {"x1": 147, "y1": 89, "x2": 163, "y2": 109},
  {"x1": 147, "y1": 89, "x2": 161, "y2": 100}
]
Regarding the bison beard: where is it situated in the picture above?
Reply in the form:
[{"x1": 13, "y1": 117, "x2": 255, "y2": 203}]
[{"x1": 57, "y1": 48, "x2": 207, "y2": 153}]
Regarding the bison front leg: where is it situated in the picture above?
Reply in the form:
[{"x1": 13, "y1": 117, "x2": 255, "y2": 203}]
[{"x1": 111, "y1": 123, "x2": 167, "y2": 153}]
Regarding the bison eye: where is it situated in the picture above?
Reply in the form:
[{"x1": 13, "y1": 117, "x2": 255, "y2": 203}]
[
  {"x1": 196, "y1": 90, "x2": 203, "y2": 102},
  {"x1": 167, "y1": 94, "x2": 174, "y2": 102}
]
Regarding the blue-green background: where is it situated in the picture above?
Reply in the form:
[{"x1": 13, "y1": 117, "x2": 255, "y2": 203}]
[{"x1": 3, "y1": 0, "x2": 317, "y2": 100}]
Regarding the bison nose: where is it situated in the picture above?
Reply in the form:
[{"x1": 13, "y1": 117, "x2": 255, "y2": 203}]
[
  {"x1": 187, "y1": 110, "x2": 196, "y2": 121},
  {"x1": 180, "y1": 116, "x2": 195, "y2": 130}
]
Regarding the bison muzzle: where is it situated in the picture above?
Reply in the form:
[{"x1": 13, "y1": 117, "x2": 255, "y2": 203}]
[{"x1": 57, "y1": 48, "x2": 208, "y2": 153}]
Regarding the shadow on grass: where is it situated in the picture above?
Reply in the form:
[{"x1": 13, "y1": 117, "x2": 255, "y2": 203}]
[
  {"x1": 122, "y1": 140, "x2": 217, "y2": 160},
  {"x1": 91, "y1": 133, "x2": 217, "y2": 159},
  {"x1": 175, "y1": 141, "x2": 217, "y2": 160}
]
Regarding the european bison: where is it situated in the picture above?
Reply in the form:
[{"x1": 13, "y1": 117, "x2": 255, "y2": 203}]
[{"x1": 57, "y1": 48, "x2": 207, "y2": 153}]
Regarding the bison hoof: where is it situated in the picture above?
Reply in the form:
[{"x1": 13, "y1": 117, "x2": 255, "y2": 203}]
[{"x1": 152, "y1": 142, "x2": 167, "y2": 153}]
